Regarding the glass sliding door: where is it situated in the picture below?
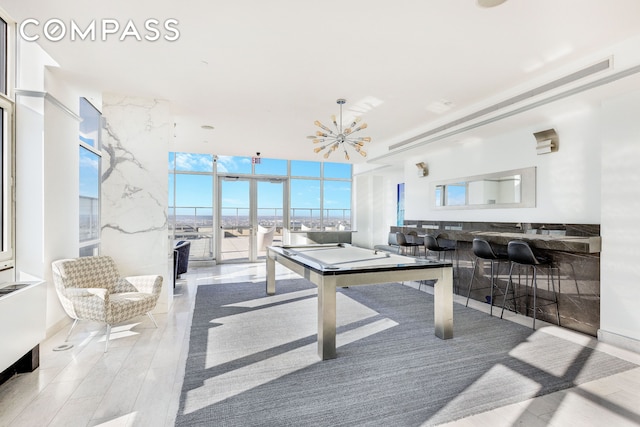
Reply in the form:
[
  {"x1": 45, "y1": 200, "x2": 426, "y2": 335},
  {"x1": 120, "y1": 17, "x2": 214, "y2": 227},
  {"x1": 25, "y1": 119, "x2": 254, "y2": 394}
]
[
  {"x1": 219, "y1": 178, "x2": 251, "y2": 262},
  {"x1": 218, "y1": 177, "x2": 286, "y2": 263}
]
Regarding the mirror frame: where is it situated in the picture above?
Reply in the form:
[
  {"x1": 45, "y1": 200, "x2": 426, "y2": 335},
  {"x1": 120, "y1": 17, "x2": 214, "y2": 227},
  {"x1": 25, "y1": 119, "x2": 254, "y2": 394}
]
[{"x1": 433, "y1": 167, "x2": 536, "y2": 210}]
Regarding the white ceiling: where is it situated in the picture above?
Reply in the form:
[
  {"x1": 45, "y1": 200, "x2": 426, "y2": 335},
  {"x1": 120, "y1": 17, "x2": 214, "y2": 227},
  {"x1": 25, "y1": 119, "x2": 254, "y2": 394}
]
[{"x1": 4, "y1": 0, "x2": 640, "y2": 165}]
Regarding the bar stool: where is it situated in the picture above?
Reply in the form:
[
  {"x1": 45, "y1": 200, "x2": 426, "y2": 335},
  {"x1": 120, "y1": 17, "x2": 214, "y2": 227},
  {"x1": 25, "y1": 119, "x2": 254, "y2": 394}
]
[
  {"x1": 424, "y1": 234, "x2": 455, "y2": 262},
  {"x1": 464, "y1": 238, "x2": 509, "y2": 316},
  {"x1": 406, "y1": 231, "x2": 424, "y2": 257},
  {"x1": 393, "y1": 232, "x2": 416, "y2": 256},
  {"x1": 424, "y1": 234, "x2": 458, "y2": 292},
  {"x1": 500, "y1": 240, "x2": 560, "y2": 329}
]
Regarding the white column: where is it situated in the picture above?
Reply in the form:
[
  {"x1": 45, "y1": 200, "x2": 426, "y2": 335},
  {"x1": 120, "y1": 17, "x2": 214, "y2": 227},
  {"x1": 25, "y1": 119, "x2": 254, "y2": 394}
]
[
  {"x1": 599, "y1": 89, "x2": 640, "y2": 352},
  {"x1": 101, "y1": 93, "x2": 172, "y2": 312}
]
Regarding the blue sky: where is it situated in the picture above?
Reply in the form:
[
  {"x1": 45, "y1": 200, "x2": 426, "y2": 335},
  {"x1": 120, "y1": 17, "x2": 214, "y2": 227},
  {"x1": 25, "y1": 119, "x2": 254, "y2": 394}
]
[
  {"x1": 80, "y1": 151, "x2": 352, "y2": 214},
  {"x1": 168, "y1": 153, "x2": 352, "y2": 213}
]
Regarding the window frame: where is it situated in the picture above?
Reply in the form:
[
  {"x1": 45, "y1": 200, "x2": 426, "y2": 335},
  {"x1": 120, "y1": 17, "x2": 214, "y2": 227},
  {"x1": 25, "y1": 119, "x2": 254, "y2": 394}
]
[
  {"x1": 0, "y1": 14, "x2": 14, "y2": 265},
  {"x1": 78, "y1": 97, "x2": 102, "y2": 256}
]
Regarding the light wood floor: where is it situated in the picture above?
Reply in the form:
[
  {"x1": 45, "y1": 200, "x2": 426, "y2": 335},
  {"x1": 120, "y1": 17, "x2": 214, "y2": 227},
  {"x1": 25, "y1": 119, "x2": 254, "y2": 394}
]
[{"x1": 1, "y1": 263, "x2": 639, "y2": 427}]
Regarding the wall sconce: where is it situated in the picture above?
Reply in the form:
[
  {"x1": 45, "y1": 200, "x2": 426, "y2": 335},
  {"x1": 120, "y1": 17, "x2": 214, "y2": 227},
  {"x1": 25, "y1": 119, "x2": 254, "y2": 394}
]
[
  {"x1": 416, "y1": 162, "x2": 428, "y2": 177},
  {"x1": 533, "y1": 129, "x2": 559, "y2": 155}
]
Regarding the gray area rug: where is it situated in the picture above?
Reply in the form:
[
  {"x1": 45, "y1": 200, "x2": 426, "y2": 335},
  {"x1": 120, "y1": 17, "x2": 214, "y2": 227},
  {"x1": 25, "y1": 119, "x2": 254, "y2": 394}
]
[{"x1": 175, "y1": 279, "x2": 637, "y2": 426}]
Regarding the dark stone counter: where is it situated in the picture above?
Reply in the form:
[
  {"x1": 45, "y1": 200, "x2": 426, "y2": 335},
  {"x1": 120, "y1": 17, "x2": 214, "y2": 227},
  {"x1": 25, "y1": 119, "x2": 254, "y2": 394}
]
[
  {"x1": 439, "y1": 231, "x2": 599, "y2": 254},
  {"x1": 389, "y1": 221, "x2": 601, "y2": 336},
  {"x1": 393, "y1": 221, "x2": 601, "y2": 254}
]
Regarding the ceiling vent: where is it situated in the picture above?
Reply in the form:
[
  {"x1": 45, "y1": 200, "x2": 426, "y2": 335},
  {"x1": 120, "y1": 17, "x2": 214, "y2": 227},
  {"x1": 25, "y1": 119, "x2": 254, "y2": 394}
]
[{"x1": 387, "y1": 58, "x2": 614, "y2": 153}]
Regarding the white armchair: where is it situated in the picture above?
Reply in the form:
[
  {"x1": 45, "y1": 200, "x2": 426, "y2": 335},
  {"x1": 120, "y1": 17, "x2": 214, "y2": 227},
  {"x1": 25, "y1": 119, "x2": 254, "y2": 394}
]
[
  {"x1": 257, "y1": 225, "x2": 276, "y2": 251},
  {"x1": 51, "y1": 255, "x2": 163, "y2": 352}
]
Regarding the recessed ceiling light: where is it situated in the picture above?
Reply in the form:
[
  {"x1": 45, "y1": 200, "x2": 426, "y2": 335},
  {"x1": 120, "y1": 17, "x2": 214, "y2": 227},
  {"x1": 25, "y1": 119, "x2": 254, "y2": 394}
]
[
  {"x1": 477, "y1": 0, "x2": 507, "y2": 7},
  {"x1": 201, "y1": 125, "x2": 215, "y2": 130},
  {"x1": 426, "y1": 99, "x2": 455, "y2": 114}
]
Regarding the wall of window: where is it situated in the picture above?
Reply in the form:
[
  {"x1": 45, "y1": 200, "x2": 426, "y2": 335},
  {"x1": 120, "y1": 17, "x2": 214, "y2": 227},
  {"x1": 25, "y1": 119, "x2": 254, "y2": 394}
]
[
  {"x1": 168, "y1": 153, "x2": 215, "y2": 260},
  {"x1": 290, "y1": 160, "x2": 352, "y2": 231},
  {"x1": 168, "y1": 154, "x2": 352, "y2": 260},
  {"x1": 78, "y1": 98, "x2": 101, "y2": 256}
]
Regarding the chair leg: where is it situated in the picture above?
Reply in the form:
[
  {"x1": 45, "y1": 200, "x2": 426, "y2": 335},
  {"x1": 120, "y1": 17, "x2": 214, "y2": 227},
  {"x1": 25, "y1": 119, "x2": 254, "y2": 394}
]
[
  {"x1": 501, "y1": 262, "x2": 515, "y2": 319},
  {"x1": 465, "y1": 258, "x2": 479, "y2": 307},
  {"x1": 489, "y1": 260, "x2": 495, "y2": 316},
  {"x1": 549, "y1": 265, "x2": 560, "y2": 326},
  {"x1": 532, "y1": 266, "x2": 538, "y2": 330},
  {"x1": 65, "y1": 318, "x2": 79, "y2": 341},
  {"x1": 147, "y1": 312, "x2": 159, "y2": 328},
  {"x1": 105, "y1": 324, "x2": 111, "y2": 353}
]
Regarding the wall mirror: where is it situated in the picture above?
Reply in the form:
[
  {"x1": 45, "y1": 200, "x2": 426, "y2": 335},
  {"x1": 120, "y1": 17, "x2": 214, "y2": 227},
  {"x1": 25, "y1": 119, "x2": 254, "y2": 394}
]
[{"x1": 433, "y1": 167, "x2": 536, "y2": 209}]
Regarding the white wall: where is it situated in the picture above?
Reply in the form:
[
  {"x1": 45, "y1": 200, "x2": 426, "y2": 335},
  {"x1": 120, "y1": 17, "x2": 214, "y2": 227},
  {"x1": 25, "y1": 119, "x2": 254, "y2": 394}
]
[
  {"x1": 354, "y1": 91, "x2": 640, "y2": 351},
  {"x1": 599, "y1": 89, "x2": 640, "y2": 350},
  {"x1": 352, "y1": 167, "x2": 403, "y2": 249},
  {"x1": 15, "y1": 40, "x2": 80, "y2": 333},
  {"x1": 400, "y1": 107, "x2": 602, "y2": 224}
]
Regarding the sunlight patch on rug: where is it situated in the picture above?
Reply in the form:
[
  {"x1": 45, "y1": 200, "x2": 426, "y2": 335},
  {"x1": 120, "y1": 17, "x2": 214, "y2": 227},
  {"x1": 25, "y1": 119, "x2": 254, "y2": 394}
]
[{"x1": 184, "y1": 316, "x2": 397, "y2": 415}]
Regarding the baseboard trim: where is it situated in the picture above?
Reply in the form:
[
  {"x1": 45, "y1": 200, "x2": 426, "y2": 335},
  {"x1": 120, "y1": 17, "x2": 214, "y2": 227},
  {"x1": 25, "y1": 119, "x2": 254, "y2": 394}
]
[{"x1": 598, "y1": 329, "x2": 640, "y2": 354}]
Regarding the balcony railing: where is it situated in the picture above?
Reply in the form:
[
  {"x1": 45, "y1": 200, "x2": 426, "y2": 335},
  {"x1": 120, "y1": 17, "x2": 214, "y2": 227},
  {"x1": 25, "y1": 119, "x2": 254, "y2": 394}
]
[
  {"x1": 169, "y1": 206, "x2": 351, "y2": 236},
  {"x1": 80, "y1": 196, "x2": 99, "y2": 242}
]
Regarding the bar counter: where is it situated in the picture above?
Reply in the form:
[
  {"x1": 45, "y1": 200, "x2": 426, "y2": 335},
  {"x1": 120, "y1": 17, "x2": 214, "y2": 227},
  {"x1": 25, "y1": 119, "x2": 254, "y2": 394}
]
[
  {"x1": 425, "y1": 230, "x2": 601, "y2": 254},
  {"x1": 391, "y1": 221, "x2": 601, "y2": 336}
]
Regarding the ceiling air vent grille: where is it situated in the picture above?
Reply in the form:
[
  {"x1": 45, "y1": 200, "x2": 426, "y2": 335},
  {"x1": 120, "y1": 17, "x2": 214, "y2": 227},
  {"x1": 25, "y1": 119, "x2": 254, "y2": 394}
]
[{"x1": 388, "y1": 58, "x2": 612, "y2": 152}]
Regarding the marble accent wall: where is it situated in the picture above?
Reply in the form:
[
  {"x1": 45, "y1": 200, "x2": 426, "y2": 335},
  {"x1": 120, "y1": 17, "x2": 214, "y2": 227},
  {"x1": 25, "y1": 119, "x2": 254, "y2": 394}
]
[{"x1": 100, "y1": 94, "x2": 172, "y2": 312}]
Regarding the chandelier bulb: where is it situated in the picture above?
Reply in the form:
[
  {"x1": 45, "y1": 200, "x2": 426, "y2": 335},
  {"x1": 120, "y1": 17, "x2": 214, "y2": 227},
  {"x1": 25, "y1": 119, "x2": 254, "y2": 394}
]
[
  {"x1": 315, "y1": 120, "x2": 333, "y2": 133},
  {"x1": 309, "y1": 100, "x2": 372, "y2": 161}
]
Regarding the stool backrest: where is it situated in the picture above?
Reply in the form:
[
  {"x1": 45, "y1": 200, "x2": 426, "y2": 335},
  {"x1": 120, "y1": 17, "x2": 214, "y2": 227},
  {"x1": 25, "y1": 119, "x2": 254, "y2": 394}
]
[
  {"x1": 424, "y1": 235, "x2": 439, "y2": 251},
  {"x1": 395, "y1": 232, "x2": 408, "y2": 246},
  {"x1": 388, "y1": 232, "x2": 398, "y2": 246},
  {"x1": 472, "y1": 238, "x2": 498, "y2": 260},
  {"x1": 507, "y1": 240, "x2": 539, "y2": 265}
]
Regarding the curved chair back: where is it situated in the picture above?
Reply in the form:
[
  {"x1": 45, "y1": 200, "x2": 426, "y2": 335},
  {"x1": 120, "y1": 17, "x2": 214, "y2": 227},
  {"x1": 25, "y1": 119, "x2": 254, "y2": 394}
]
[
  {"x1": 51, "y1": 256, "x2": 123, "y2": 320},
  {"x1": 174, "y1": 241, "x2": 191, "y2": 277},
  {"x1": 257, "y1": 225, "x2": 276, "y2": 251},
  {"x1": 424, "y1": 235, "x2": 440, "y2": 251},
  {"x1": 52, "y1": 256, "x2": 121, "y2": 291},
  {"x1": 507, "y1": 240, "x2": 546, "y2": 265},
  {"x1": 406, "y1": 230, "x2": 423, "y2": 245},
  {"x1": 472, "y1": 238, "x2": 500, "y2": 260},
  {"x1": 395, "y1": 232, "x2": 408, "y2": 246},
  {"x1": 388, "y1": 232, "x2": 398, "y2": 246}
]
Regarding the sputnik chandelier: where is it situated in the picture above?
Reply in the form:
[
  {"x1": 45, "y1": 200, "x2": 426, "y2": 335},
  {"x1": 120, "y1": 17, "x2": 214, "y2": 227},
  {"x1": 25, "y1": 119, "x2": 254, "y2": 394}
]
[{"x1": 307, "y1": 98, "x2": 371, "y2": 160}]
